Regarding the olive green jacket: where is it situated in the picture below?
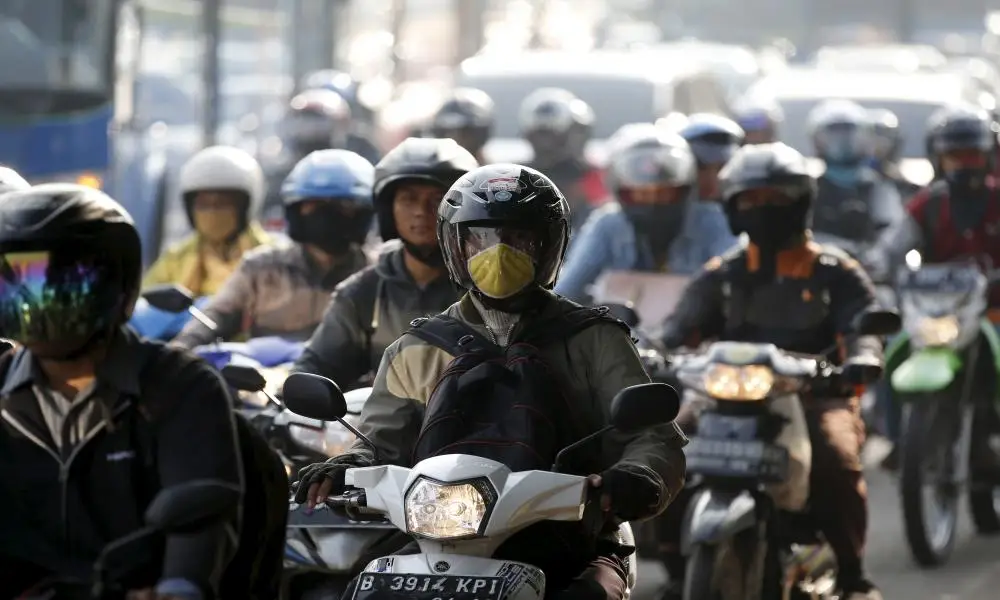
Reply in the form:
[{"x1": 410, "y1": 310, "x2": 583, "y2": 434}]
[{"x1": 344, "y1": 291, "x2": 688, "y2": 519}]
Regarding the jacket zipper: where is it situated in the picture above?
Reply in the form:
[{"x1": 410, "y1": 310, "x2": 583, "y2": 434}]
[{"x1": 2, "y1": 403, "x2": 130, "y2": 547}]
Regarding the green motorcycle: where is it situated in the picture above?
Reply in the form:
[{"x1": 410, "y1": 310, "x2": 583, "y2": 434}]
[{"x1": 886, "y1": 253, "x2": 1000, "y2": 566}]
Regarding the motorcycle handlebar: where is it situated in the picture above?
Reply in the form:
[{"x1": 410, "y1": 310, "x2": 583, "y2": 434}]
[{"x1": 325, "y1": 491, "x2": 381, "y2": 515}]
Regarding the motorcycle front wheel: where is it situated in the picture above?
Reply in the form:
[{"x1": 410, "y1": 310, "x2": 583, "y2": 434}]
[
  {"x1": 900, "y1": 399, "x2": 959, "y2": 566},
  {"x1": 683, "y1": 544, "x2": 722, "y2": 600}
]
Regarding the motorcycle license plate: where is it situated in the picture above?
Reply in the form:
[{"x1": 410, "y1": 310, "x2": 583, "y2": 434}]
[
  {"x1": 696, "y1": 414, "x2": 758, "y2": 440},
  {"x1": 353, "y1": 573, "x2": 505, "y2": 600},
  {"x1": 685, "y1": 437, "x2": 789, "y2": 481}
]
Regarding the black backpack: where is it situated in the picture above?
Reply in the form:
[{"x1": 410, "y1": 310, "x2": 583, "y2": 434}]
[{"x1": 406, "y1": 303, "x2": 628, "y2": 472}]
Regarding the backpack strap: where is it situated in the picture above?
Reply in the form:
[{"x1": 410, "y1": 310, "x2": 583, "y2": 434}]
[
  {"x1": 407, "y1": 314, "x2": 498, "y2": 356},
  {"x1": 518, "y1": 305, "x2": 629, "y2": 347}
]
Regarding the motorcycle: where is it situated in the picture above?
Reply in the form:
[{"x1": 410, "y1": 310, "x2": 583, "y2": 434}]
[
  {"x1": 670, "y1": 310, "x2": 898, "y2": 600},
  {"x1": 19, "y1": 480, "x2": 239, "y2": 599},
  {"x1": 280, "y1": 372, "x2": 682, "y2": 600},
  {"x1": 220, "y1": 364, "x2": 393, "y2": 600},
  {"x1": 129, "y1": 294, "x2": 210, "y2": 341},
  {"x1": 885, "y1": 251, "x2": 1000, "y2": 566}
]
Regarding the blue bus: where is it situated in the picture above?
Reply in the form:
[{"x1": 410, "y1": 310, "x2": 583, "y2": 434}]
[{"x1": 0, "y1": 0, "x2": 169, "y2": 266}]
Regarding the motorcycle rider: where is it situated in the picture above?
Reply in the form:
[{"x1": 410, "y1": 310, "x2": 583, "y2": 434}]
[
  {"x1": 658, "y1": 143, "x2": 884, "y2": 600},
  {"x1": 172, "y1": 149, "x2": 373, "y2": 348},
  {"x1": 296, "y1": 164, "x2": 688, "y2": 600},
  {"x1": 301, "y1": 69, "x2": 378, "y2": 138},
  {"x1": 873, "y1": 104, "x2": 1000, "y2": 470},
  {"x1": 142, "y1": 146, "x2": 272, "y2": 297},
  {"x1": 428, "y1": 87, "x2": 494, "y2": 164},
  {"x1": 733, "y1": 96, "x2": 783, "y2": 145},
  {"x1": 868, "y1": 108, "x2": 921, "y2": 200},
  {"x1": 808, "y1": 99, "x2": 904, "y2": 244},
  {"x1": 262, "y1": 89, "x2": 380, "y2": 222},
  {"x1": 555, "y1": 124, "x2": 735, "y2": 303},
  {"x1": 678, "y1": 114, "x2": 744, "y2": 253},
  {"x1": 521, "y1": 88, "x2": 607, "y2": 231},
  {"x1": 293, "y1": 138, "x2": 478, "y2": 388},
  {"x1": 0, "y1": 166, "x2": 29, "y2": 193},
  {"x1": 0, "y1": 184, "x2": 242, "y2": 599}
]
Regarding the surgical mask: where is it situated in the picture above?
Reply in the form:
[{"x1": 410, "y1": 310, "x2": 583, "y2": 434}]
[
  {"x1": 467, "y1": 243, "x2": 536, "y2": 299},
  {"x1": 823, "y1": 164, "x2": 863, "y2": 187},
  {"x1": 193, "y1": 207, "x2": 240, "y2": 243}
]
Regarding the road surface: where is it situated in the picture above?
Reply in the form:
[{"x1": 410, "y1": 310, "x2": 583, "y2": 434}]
[{"x1": 633, "y1": 438, "x2": 1000, "y2": 599}]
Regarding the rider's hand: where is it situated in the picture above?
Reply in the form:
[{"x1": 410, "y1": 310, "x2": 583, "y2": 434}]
[
  {"x1": 587, "y1": 463, "x2": 662, "y2": 522},
  {"x1": 294, "y1": 460, "x2": 353, "y2": 508}
]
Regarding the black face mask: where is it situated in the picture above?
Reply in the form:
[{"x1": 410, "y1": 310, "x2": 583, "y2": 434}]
[
  {"x1": 402, "y1": 241, "x2": 445, "y2": 267},
  {"x1": 730, "y1": 206, "x2": 804, "y2": 252},
  {"x1": 946, "y1": 169, "x2": 991, "y2": 230},
  {"x1": 624, "y1": 204, "x2": 687, "y2": 249},
  {"x1": 286, "y1": 204, "x2": 369, "y2": 255}
]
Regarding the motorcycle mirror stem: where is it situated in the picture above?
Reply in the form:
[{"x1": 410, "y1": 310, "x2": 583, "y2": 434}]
[
  {"x1": 551, "y1": 425, "x2": 613, "y2": 472},
  {"x1": 188, "y1": 305, "x2": 219, "y2": 338}
]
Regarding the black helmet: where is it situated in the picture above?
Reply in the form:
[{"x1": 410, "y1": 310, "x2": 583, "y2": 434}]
[
  {"x1": 283, "y1": 89, "x2": 352, "y2": 156},
  {"x1": 0, "y1": 184, "x2": 142, "y2": 359},
  {"x1": 679, "y1": 113, "x2": 746, "y2": 166},
  {"x1": 373, "y1": 137, "x2": 480, "y2": 242},
  {"x1": 430, "y1": 88, "x2": 495, "y2": 157},
  {"x1": 720, "y1": 143, "x2": 816, "y2": 250},
  {"x1": 438, "y1": 164, "x2": 570, "y2": 311},
  {"x1": 0, "y1": 166, "x2": 29, "y2": 195},
  {"x1": 929, "y1": 104, "x2": 998, "y2": 187}
]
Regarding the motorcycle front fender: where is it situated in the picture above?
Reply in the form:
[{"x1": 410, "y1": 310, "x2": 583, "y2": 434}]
[
  {"x1": 680, "y1": 488, "x2": 757, "y2": 555},
  {"x1": 890, "y1": 348, "x2": 962, "y2": 394}
]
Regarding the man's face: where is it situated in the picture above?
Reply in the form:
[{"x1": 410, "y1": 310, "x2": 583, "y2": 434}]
[
  {"x1": 744, "y1": 130, "x2": 774, "y2": 145},
  {"x1": 393, "y1": 182, "x2": 445, "y2": 247}
]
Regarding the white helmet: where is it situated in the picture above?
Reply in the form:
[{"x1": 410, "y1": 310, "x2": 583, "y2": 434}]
[
  {"x1": 0, "y1": 166, "x2": 29, "y2": 194},
  {"x1": 179, "y1": 146, "x2": 265, "y2": 226}
]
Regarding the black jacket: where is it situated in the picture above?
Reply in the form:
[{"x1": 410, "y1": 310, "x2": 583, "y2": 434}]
[
  {"x1": 293, "y1": 243, "x2": 459, "y2": 388},
  {"x1": 0, "y1": 328, "x2": 243, "y2": 597},
  {"x1": 661, "y1": 240, "x2": 883, "y2": 364}
]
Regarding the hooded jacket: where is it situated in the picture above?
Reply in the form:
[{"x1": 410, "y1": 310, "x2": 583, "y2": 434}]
[{"x1": 293, "y1": 242, "x2": 459, "y2": 389}]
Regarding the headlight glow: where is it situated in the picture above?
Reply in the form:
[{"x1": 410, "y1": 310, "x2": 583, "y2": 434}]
[
  {"x1": 76, "y1": 173, "x2": 102, "y2": 189},
  {"x1": 914, "y1": 315, "x2": 960, "y2": 347},
  {"x1": 404, "y1": 477, "x2": 494, "y2": 540},
  {"x1": 703, "y1": 364, "x2": 774, "y2": 401}
]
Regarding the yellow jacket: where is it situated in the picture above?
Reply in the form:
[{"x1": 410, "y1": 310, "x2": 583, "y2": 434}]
[{"x1": 142, "y1": 223, "x2": 272, "y2": 297}]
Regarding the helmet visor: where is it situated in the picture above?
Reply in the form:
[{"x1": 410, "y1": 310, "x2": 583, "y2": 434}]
[
  {"x1": 611, "y1": 146, "x2": 694, "y2": 188},
  {"x1": 730, "y1": 186, "x2": 800, "y2": 211},
  {"x1": 0, "y1": 248, "x2": 120, "y2": 353}
]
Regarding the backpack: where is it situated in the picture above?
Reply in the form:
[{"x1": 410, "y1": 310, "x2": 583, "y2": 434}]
[
  {"x1": 406, "y1": 303, "x2": 628, "y2": 472},
  {"x1": 0, "y1": 343, "x2": 287, "y2": 600}
]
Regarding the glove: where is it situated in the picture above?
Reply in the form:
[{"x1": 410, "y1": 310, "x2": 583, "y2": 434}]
[
  {"x1": 596, "y1": 463, "x2": 663, "y2": 522},
  {"x1": 293, "y1": 455, "x2": 367, "y2": 504}
]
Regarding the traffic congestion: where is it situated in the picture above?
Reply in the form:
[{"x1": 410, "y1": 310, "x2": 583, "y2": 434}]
[{"x1": 2, "y1": 1, "x2": 1000, "y2": 599}]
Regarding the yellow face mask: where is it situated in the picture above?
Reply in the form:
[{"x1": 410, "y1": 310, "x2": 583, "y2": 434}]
[
  {"x1": 467, "y1": 243, "x2": 536, "y2": 299},
  {"x1": 193, "y1": 207, "x2": 240, "y2": 243}
]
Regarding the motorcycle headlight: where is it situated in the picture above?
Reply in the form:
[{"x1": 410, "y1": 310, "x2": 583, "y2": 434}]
[
  {"x1": 914, "y1": 315, "x2": 960, "y2": 347},
  {"x1": 703, "y1": 364, "x2": 774, "y2": 401},
  {"x1": 404, "y1": 477, "x2": 496, "y2": 540}
]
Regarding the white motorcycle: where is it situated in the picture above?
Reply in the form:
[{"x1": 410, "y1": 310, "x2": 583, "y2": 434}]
[{"x1": 281, "y1": 372, "x2": 681, "y2": 600}]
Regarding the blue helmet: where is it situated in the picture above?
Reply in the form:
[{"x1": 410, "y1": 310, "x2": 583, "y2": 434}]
[
  {"x1": 679, "y1": 113, "x2": 746, "y2": 166},
  {"x1": 281, "y1": 149, "x2": 375, "y2": 251}
]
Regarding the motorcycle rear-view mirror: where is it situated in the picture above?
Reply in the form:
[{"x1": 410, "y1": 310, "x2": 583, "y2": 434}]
[
  {"x1": 142, "y1": 284, "x2": 195, "y2": 313},
  {"x1": 604, "y1": 303, "x2": 640, "y2": 329},
  {"x1": 283, "y1": 373, "x2": 348, "y2": 420},
  {"x1": 221, "y1": 364, "x2": 266, "y2": 393},
  {"x1": 144, "y1": 479, "x2": 242, "y2": 534},
  {"x1": 852, "y1": 310, "x2": 901, "y2": 337},
  {"x1": 610, "y1": 383, "x2": 680, "y2": 433},
  {"x1": 282, "y1": 373, "x2": 379, "y2": 461}
]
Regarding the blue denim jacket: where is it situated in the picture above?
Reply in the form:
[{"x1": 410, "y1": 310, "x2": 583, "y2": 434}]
[{"x1": 555, "y1": 199, "x2": 737, "y2": 303}]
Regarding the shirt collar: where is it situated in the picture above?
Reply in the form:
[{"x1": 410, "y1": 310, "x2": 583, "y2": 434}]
[{"x1": 1, "y1": 326, "x2": 144, "y2": 398}]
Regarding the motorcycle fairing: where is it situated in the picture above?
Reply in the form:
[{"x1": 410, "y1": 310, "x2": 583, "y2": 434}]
[
  {"x1": 891, "y1": 348, "x2": 962, "y2": 394},
  {"x1": 681, "y1": 488, "x2": 757, "y2": 555}
]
